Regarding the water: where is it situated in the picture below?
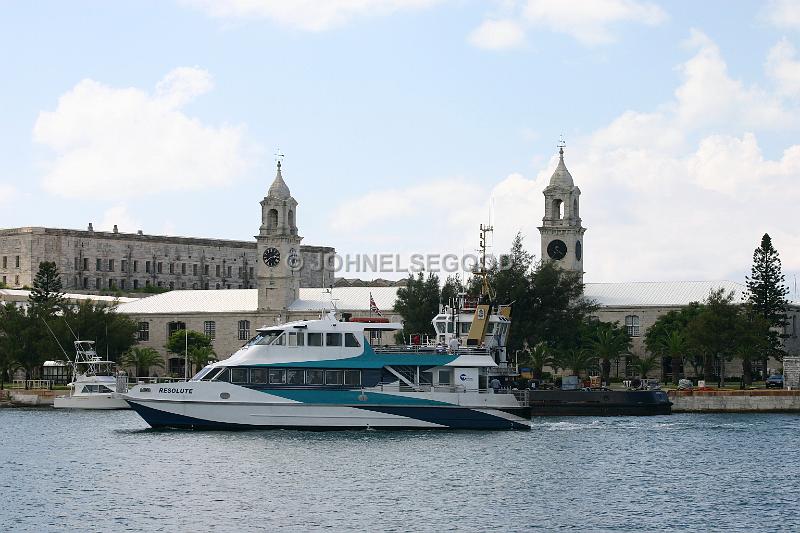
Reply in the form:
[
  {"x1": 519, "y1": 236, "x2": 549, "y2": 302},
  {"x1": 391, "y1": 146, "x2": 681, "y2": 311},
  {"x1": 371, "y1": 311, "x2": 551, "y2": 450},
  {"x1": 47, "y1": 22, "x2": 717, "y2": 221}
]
[{"x1": 1, "y1": 409, "x2": 799, "y2": 532}]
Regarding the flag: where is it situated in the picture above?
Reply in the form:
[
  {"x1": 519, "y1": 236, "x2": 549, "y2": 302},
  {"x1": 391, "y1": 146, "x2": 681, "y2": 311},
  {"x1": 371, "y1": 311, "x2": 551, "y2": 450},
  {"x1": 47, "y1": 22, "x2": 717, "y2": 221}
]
[{"x1": 369, "y1": 292, "x2": 382, "y2": 316}]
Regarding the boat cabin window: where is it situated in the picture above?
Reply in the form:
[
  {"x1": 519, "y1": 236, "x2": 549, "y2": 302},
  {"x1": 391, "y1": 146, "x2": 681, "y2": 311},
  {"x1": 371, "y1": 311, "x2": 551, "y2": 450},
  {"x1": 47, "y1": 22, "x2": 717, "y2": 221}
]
[
  {"x1": 460, "y1": 323, "x2": 470, "y2": 334},
  {"x1": 81, "y1": 384, "x2": 112, "y2": 393},
  {"x1": 287, "y1": 369, "x2": 305, "y2": 385},
  {"x1": 250, "y1": 368, "x2": 268, "y2": 384},
  {"x1": 447, "y1": 322, "x2": 454, "y2": 333},
  {"x1": 437, "y1": 370, "x2": 452, "y2": 386},
  {"x1": 213, "y1": 368, "x2": 231, "y2": 382},
  {"x1": 201, "y1": 368, "x2": 224, "y2": 381},
  {"x1": 307, "y1": 369, "x2": 324, "y2": 385},
  {"x1": 435, "y1": 321, "x2": 445, "y2": 334},
  {"x1": 99, "y1": 385, "x2": 113, "y2": 393},
  {"x1": 344, "y1": 333, "x2": 361, "y2": 348},
  {"x1": 308, "y1": 333, "x2": 323, "y2": 347},
  {"x1": 325, "y1": 370, "x2": 343, "y2": 385},
  {"x1": 326, "y1": 333, "x2": 342, "y2": 347},
  {"x1": 269, "y1": 369, "x2": 286, "y2": 384},
  {"x1": 250, "y1": 330, "x2": 285, "y2": 346},
  {"x1": 231, "y1": 368, "x2": 248, "y2": 383},
  {"x1": 344, "y1": 370, "x2": 361, "y2": 386},
  {"x1": 288, "y1": 332, "x2": 305, "y2": 347},
  {"x1": 486, "y1": 322, "x2": 495, "y2": 334}
]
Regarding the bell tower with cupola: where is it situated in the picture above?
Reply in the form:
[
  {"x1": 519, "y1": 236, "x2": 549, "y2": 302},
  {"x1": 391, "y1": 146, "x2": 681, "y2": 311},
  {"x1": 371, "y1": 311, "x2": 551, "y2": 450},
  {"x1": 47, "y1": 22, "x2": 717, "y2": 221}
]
[
  {"x1": 538, "y1": 143, "x2": 586, "y2": 283},
  {"x1": 256, "y1": 160, "x2": 303, "y2": 312}
]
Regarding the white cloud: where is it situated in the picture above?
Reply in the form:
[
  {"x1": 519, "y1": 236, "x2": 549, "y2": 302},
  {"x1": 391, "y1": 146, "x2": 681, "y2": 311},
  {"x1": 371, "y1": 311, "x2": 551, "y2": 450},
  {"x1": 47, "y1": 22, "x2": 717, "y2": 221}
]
[
  {"x1": 181, "y1": 0, "x2": 441, "y2": 31},
  {"x1": 468, "y1": 19, "x2": 526, "y2": 50},
  {"x1": 331, "y1": 33, "x2": 800, "y2": 283},
  {"x1": 766, "y1": 38, "x2": 800, "y2": 97},
  {"x1": 34, "y1": 67, "x2": 250, "y2": 199},
  {"x1": 0, "y1": 184, "x2": 16, "y2": 205},
  {"x1": 523, "y1": 0, "x2": 666, "y2": 45},
  {"x1": 763, "y1": 0, "x2": 800, "y2": 30}
]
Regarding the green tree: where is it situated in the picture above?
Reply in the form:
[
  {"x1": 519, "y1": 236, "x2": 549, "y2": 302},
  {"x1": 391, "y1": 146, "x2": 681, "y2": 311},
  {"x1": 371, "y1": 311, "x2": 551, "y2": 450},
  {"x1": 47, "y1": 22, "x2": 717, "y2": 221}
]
[
  {"x1": 188, "y1": 346, "x2": 218, "y2": 375},
  {"x1": 746, "y1": 233, "x2": 790, "y2": 376},
  {"x1": 630, "y1": 355, "x2": 658, "y2": 379},
  {"x1": 520, "y1": 342, "x2": 552, "y2": 380},
  {"x1": 734, "y1": 305, "x2": 772, "y2": 386},
  {"x1": 122, "y1": 347, "x2": 165, "y2": 377},
  {"x1": 59, "y1": 300, "x2": 138, "y2": 362},
  {"x1": 585, "y1": 320, "x2": 631, "y2": 385},
  {"x1": 165, "y1": 329, "x2": 214, "y2": 375},
  {"x1": 28, "y1": 261, "x2": 66, "y2": 317},
  {"x1": 553, "y1": 347, "x2": 597, "y2": 377},
  {"x1": 0, "y1": 303, "x2": 24, "y2": 389},
  {"x1": 440, "y1": 274, "x2": 465, "y2": 307},
  {"x1": 685, "y1": 289, "x2": 744, "y2": 382},
  {"x1": 394, "y1": 272, "x2": 441, "y2": 342},
  {"x1": 660, "y1": 330, "x2": 688, "y2": 385}
]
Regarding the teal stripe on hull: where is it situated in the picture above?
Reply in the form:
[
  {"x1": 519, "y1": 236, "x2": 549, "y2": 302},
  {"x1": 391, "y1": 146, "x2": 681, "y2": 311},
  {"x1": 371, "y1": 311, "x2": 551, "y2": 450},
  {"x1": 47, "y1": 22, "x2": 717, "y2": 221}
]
[{"x1": 262, "y1": 388, "x2": 452, "y2": 406}]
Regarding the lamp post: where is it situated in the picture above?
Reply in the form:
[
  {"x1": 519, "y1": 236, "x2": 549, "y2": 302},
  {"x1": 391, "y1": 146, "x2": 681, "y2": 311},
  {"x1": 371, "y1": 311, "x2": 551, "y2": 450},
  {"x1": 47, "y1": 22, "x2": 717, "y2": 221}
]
[{"x1": 184, "y1": 327, "x2": 188, "y2": 381}]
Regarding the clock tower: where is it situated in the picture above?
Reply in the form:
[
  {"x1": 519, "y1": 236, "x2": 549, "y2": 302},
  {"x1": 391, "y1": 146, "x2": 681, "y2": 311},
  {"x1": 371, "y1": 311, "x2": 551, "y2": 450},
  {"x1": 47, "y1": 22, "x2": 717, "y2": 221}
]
[
  {"x1": 257, "y1": 160, "x2": 302, "y2": 312},
  {"x1": 538, "y1": 144, "x2": 586, "y2": 283}
]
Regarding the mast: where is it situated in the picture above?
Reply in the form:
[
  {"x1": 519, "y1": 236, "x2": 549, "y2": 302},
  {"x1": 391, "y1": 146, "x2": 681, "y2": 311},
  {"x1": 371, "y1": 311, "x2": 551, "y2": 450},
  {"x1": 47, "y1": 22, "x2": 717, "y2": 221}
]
[{"x1": 475, "y1": 223, "x2": 494, "y2": 301}]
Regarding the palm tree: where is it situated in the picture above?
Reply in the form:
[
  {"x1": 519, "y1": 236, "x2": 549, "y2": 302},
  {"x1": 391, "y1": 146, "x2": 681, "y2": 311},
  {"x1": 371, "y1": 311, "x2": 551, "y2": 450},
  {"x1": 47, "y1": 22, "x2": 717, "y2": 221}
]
[
  {"x1": 521, "y1": 342, "x2": 551, "y2": 380},
  {"x1": 555, "y1": 348, "x2": 597, "y2": 378},
  {"x1": 630, "y1": 355, "x2": 658, "y2": 379},
  {"x1": 188, "y1": 346, "x2": 217, "y2": 375},
  {"x1": 589, "y1": 328, "x2": 631, "y2": 385},
  {"x1": 122, "y1": 347, "x2": 164, "y2": 378},
  {"x1": 660, "y1": 330, "x2": 687, "y2": 385}
]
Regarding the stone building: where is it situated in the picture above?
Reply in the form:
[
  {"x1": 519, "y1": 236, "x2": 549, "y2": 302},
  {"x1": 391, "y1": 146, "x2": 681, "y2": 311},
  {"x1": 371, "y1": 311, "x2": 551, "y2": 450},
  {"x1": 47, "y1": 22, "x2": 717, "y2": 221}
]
[{"x1": 0, "y1": 198, "x2": 334, "y2": 293}]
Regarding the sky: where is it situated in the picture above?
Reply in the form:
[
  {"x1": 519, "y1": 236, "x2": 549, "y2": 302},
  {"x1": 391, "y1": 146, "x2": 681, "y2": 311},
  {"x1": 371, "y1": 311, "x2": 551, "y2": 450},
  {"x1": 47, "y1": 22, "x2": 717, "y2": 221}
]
[{"x1": 2, "y1": 0, "x2": 800, "y2": 293}]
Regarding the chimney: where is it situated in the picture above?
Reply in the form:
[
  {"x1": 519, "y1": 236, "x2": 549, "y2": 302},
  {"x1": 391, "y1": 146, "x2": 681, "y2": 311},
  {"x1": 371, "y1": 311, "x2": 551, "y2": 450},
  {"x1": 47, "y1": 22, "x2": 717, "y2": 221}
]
[
  {"x1": 113, "y1": 224, "x2": 118, "y2": 234},
  {"x1": 88, "y1": 223, "x2": 94, "y2": 232}
]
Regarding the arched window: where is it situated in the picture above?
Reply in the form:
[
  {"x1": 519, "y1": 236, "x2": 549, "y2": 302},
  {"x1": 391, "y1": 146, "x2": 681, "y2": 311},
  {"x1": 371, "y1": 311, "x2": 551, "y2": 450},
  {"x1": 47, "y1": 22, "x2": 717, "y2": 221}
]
[
  {"x1": 288, "y1": 209, "x2": 295, "y2": 228},
  {"x1": 267, "y1": 208, "x2": 278, "y2": 229},
  {"x1": 552, "y1": 199, "x2": 563, "y2": 220},
  {"x1": 572, "y1": 198, "x2": 578, "y2": 218},
  {"x1": 625, "y1": 315, "x2": 640, "y2": 337}
]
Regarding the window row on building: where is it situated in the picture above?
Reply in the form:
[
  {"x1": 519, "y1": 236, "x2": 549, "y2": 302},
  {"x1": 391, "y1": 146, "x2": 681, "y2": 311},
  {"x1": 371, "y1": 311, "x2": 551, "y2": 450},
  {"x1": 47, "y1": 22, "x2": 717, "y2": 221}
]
[
  {"x1": 1, "y1": 274, "x2": 20, "y2": 287},
  {"x1": 74, "y1": 276, "x2": 253, "y2": 291},
  {"x1": 139, "y1": 320, "x2": 254, "y2": 343},
  {"x1": 73, "y1": 257, "x2": 254, "y2": 279},
  {"x1": 1, "y1": 256, "x2": 21, "y2": 269}
]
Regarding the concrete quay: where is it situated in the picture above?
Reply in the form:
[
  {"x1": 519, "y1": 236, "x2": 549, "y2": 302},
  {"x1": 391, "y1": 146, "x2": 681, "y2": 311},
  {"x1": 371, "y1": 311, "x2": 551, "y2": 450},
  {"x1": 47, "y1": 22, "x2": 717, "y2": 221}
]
[{"x1": 669, "y1": 389, "x2": 800, "y2": 412}]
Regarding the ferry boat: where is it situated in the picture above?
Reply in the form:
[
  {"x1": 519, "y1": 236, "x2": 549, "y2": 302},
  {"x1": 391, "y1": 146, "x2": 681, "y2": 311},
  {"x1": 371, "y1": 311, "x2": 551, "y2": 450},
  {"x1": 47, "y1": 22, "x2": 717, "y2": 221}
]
[
  {"x1": 53, "y1": 341, "x2": 130, "y2": 410},
  {"x1": 123, "y1": 311, "x2": 530, "y2": 430}
]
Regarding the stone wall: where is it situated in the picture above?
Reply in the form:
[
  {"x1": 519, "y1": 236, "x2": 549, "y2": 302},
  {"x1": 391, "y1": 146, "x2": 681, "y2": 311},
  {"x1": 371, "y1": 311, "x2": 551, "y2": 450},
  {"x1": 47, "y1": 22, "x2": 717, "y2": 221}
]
[
  {"x1": 669, "y1": 389, "x2": 800, "y2": 412},
  {"x1": 0, "y1": 227, "x2": 334, "y2": 292}
]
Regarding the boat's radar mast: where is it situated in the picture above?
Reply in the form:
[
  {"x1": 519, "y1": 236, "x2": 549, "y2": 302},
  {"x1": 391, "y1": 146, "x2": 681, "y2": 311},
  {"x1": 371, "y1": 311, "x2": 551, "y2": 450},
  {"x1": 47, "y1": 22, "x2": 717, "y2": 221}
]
[{"x1": 474, "y1": 223, "x2": 495, "y2": 301}]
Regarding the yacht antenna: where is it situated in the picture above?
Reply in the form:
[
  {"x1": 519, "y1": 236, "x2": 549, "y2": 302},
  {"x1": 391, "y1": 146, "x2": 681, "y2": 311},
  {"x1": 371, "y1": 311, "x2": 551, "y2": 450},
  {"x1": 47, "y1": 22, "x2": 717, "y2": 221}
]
[
  {"x1": 41, "y1": 317, "x2": 71, "y2": 362},
  {"x1": 63, "y1": 318, "x2": 79, "y2": 341}
]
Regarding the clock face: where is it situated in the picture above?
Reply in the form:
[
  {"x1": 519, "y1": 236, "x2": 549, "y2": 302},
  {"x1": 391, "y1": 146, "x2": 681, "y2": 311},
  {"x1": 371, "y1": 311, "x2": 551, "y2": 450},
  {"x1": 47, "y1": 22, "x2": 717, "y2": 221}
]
[
  {"x1": 262, "y1": 247, "x2": 281, "y2": 267},
  {"x1": 575, "y1": 240, "x2": 582, "y2": 261},
  {"x1": 547, "y1": 239, "x2": 567, "y2": 260}
]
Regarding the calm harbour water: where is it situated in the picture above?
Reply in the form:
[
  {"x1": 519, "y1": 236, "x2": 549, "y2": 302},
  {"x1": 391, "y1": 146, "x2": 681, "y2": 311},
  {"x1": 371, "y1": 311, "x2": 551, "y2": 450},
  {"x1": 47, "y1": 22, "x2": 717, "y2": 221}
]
[{"x1": 1, "y1": 409, "x2": 799, "y2": 532}]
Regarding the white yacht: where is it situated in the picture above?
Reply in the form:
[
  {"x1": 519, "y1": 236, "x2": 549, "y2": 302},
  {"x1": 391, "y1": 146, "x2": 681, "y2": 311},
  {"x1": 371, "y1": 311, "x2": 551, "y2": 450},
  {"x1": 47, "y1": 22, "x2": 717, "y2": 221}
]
[{"x1": 53, "y1": 341, "x2": 129, "y2": 410}]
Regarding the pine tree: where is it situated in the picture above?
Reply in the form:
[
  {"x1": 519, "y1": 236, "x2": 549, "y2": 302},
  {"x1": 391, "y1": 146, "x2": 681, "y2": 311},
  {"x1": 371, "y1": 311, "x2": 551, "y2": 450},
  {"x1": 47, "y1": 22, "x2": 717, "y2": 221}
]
[
  {"x1": 28, "y1": 261, "x2": 65, "y2": 317},
  {"x1": 746, "y1": 233, "x2": 789, "y2": 375}
]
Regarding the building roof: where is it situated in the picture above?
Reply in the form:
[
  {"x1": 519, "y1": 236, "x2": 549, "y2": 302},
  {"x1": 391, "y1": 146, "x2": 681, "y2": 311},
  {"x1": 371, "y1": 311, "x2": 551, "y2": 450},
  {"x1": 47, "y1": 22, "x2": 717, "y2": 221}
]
[
  {"x1": 0, "y1": 289, "x2": 137, "y2": 304},
  {"x1": 115, "y1": 286, "x2": 402, "y2": 315},
  {"x1": 114, "y1": 280, "x2": 760, "y2": 315},
  {"x1": 548, "y1": 147, "x2": 574, "y2": 188},
  {"x1": 583, "y1": 280, "x2": 747, "y2": 307},
  {"x1": 267, "y1": 162, "x2": 292, "y2": 199}
]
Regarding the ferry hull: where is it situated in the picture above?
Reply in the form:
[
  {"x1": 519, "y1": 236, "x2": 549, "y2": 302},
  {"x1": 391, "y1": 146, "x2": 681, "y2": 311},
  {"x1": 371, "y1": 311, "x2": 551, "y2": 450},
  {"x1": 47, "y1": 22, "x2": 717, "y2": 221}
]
[{"x1": 126, "y1": 399, "x2": 529, "y2": 430}]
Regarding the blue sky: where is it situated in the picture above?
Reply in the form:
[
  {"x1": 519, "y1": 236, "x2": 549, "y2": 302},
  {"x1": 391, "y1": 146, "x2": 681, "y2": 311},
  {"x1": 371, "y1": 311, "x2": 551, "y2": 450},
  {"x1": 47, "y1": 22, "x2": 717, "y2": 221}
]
[{"x1": 2, "y1": 0, "x2": 800, "y2": 292}]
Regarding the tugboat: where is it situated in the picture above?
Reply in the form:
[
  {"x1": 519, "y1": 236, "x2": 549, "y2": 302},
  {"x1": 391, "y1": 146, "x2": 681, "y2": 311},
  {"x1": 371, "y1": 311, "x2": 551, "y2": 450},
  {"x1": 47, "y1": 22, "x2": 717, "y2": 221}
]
[{"x1": 53, "y1": 341, "x2": 129, "y2": 410}]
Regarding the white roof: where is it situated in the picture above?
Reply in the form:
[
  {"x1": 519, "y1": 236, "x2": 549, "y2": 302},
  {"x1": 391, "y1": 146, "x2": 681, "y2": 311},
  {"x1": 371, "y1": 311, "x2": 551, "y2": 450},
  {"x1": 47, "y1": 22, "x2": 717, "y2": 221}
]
[
  {"x1": 116, "y1": 286, "x2": 401, "y2": 315},
  {"x1": 114, "y1": 280, "x2": 759, "y2": 315},
  {"x1": 0, "y1": 288, "x2": 136, "y2": 304},
  {"x1": 584, "y1": 281, "x2": 747, "y2": 307}
]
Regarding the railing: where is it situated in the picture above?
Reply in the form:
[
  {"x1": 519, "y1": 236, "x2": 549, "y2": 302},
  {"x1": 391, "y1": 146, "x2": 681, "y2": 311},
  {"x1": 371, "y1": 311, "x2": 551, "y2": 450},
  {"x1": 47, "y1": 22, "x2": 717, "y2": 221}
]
[
  {"x1": 376, "y1": 382, "x2": 529, "y2": 402},
  {"x1": 10, "y1": 380, "x2": 53, "y2": 390},
  {"x1": 374, "y1": 345, "x2": 491, "y2": 357}
]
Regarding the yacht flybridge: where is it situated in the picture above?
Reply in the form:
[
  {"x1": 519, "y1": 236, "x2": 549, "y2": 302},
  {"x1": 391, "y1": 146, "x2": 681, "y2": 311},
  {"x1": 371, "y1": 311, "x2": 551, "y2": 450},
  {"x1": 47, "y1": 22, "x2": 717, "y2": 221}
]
[{"x1": 53, "y1": 341, "x2": 129, "y2": 410}]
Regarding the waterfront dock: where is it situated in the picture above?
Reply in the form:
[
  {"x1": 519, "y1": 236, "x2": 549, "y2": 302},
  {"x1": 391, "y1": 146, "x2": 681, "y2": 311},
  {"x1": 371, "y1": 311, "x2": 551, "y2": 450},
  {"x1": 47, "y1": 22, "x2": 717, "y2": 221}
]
[{"x1": 669, "y1": 389, "x2": 800, "y2": 412}]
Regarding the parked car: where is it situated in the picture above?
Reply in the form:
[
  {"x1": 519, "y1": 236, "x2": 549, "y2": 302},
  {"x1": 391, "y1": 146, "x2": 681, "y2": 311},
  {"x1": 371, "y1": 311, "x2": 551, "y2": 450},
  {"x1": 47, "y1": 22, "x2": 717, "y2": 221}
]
[{"x1": 765, "y1": 375, "x2": 784, "y2": 388}]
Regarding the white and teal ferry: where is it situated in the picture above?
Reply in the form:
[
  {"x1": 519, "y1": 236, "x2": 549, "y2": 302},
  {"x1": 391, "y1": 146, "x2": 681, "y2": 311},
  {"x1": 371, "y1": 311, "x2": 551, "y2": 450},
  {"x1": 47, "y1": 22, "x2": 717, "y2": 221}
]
[{"x1": 123, "y1": 311, "x2": 530, "y2": 431}]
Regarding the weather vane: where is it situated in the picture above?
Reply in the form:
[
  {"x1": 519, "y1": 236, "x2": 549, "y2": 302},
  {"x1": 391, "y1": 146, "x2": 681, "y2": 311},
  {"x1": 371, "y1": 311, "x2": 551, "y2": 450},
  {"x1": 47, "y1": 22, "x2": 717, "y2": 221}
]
[
  {"x1": 557, "y1": 134, "x2": 566, "y2": 150},
  {"x1": 275, "y1": 148, "x2": 285, "y2": 167}
]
